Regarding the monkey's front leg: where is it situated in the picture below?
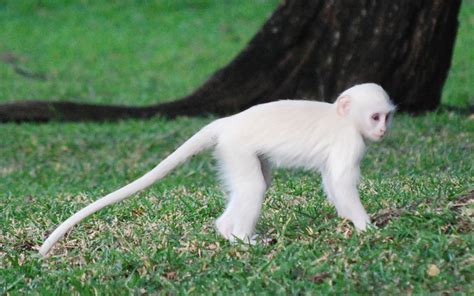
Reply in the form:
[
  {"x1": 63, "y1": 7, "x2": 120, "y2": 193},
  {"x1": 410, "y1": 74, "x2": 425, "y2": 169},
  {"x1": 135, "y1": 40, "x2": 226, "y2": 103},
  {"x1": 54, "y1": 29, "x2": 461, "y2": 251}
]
[{"x1": 322, "y1": 171, "x2": 370, "y2": 231}]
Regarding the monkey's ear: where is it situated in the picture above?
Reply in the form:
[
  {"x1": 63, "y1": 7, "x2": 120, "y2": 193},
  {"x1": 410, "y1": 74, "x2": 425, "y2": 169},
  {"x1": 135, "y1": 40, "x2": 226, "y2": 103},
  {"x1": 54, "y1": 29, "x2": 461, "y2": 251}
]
[{"x1": 336, "y1": 95, "x2": 351, "y2": 116}]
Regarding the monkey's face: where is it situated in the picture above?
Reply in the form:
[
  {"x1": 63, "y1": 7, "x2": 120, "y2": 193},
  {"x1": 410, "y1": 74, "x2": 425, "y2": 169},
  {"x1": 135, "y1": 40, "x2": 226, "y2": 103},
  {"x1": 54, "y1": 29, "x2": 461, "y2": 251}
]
[
  {"x1": 336, "y1": 83, "x2": 396, "y2": 142},
  {"x1": 348, "y1": 93, "x2": 395, "y2": 142},
  {"x1": 363, "y1": 111, "x2": 394, "y2": 141}
]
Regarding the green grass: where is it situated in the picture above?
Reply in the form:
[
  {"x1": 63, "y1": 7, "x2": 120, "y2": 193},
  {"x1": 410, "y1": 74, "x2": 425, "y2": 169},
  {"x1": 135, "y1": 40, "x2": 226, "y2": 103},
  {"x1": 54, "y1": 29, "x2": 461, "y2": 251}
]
[{"x1": 0, "y1": 0, "x2": 473, "y2": 294}]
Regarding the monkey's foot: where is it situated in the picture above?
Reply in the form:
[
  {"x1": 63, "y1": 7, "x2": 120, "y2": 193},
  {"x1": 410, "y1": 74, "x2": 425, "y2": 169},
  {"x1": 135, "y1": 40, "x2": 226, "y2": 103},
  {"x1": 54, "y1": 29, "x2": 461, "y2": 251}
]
[{"x1": 215, "y1": 216, "x2": 256, "y2": 244}]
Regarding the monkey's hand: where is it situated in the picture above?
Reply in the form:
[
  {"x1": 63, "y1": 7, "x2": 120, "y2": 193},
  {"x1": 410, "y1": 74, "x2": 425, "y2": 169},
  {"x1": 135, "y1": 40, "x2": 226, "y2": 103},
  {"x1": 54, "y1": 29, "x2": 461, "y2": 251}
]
[{"x1": 351, "y1": 213, "x2": 371, "y2": 232}]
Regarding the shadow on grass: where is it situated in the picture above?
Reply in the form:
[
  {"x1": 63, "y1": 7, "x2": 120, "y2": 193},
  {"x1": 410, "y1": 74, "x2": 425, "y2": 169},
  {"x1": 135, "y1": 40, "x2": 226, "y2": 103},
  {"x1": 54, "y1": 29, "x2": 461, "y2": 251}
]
[{"x1": 373, "y1": 190, "x2": 473, "y2": 229}]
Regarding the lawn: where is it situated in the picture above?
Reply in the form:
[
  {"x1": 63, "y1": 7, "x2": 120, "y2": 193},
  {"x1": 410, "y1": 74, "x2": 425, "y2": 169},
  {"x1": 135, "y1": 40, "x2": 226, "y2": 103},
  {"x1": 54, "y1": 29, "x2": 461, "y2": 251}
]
[{"x1": 0, "y1": 0, "x2": 472, "y2": 294}]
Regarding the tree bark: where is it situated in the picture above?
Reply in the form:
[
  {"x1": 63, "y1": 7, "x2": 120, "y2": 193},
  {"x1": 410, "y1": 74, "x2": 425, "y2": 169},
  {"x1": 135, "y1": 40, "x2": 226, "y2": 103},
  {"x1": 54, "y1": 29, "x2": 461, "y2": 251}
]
[{"x1": 0, "y1": 0, "x2": 461, "y2": 122}]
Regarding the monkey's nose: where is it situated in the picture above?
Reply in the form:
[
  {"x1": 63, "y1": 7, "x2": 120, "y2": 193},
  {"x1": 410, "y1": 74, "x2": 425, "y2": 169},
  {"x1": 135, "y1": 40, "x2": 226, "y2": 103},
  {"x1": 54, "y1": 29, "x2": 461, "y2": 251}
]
[{"x1": 375, "y1": 130, "x2": 385, "y2": 138}]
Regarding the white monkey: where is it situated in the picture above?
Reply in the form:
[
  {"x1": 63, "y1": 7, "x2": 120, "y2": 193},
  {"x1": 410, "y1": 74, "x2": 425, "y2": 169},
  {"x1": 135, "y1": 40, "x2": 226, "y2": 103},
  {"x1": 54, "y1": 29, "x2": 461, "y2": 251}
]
[{"x1": 39, "y1": 83, "x2": 395, "y2": 256}]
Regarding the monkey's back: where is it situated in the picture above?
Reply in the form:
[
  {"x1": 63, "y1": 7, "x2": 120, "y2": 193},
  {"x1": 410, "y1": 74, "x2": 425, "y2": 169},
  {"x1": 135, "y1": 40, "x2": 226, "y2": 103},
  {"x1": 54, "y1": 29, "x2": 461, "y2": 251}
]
[{"x1": 214, "y1": 100, "x2": 359, "y2": 170}]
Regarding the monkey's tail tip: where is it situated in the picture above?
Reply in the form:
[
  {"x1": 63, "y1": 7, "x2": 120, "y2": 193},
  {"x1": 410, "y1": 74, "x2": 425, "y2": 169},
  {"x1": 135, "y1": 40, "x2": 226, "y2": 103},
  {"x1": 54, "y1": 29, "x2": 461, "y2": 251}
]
[
  {"x1": 38, "y1": 235, "x2": 59, "y2": 257},
  {"x1": 38, "y1": 244, "x2": 51, "y2": 257}
]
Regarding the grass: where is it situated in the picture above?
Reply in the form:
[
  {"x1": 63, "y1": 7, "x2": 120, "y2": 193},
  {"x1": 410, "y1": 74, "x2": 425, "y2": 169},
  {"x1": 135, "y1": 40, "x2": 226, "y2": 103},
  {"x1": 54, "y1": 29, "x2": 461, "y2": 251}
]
[{"x1": 0, "y1": 0, "x2": 473, "y2": 294}]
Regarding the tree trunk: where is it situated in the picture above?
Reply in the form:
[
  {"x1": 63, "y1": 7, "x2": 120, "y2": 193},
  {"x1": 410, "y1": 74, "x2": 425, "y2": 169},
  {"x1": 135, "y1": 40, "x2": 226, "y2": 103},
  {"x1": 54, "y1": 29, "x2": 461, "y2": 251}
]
[{"x1": 0, "y1": 0, "x2": 461, "y2": 122}]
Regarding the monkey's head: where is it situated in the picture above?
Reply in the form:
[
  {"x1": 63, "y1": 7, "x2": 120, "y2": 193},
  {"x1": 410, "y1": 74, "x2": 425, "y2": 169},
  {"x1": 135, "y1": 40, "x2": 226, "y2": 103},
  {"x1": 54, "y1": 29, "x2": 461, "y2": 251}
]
[{"x1": 336, "y1": 83, "x2": 396, "y2": 142}]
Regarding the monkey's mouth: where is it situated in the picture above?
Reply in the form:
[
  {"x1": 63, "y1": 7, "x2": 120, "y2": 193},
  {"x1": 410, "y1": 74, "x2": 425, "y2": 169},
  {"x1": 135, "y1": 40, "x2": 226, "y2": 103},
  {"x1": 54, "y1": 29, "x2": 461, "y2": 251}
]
[{"x1": 370, "y1": 133, "x2": 385, "y2": 141}]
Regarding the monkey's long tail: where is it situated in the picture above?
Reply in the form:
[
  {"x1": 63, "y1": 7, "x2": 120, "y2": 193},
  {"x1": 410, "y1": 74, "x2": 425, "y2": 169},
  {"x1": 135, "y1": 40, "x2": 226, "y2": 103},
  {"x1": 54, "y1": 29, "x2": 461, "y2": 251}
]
[{"x1": 39, "y1": 123, "x2": 218, "y2": 256}]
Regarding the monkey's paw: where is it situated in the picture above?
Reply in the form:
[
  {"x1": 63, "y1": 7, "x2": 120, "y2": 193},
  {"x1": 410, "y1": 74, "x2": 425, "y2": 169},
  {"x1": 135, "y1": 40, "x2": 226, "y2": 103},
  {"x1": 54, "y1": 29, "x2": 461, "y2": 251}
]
[
  {"x1": 215, "y1": 216, "x2": 256, "y2": 245},
  {"x1": 351, "y1": 214, "x2": 371, "y2": 232}
]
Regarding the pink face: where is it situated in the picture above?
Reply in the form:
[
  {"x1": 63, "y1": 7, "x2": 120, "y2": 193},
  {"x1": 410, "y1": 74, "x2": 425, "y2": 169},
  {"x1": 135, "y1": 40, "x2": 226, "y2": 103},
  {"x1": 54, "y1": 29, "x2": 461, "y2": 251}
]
[
  {"x1": 335, "y1": 83, "x2": 396, "y2": 142},
  {"x1": 366, "y1": 111, "x2": 394, "y2": 141}
]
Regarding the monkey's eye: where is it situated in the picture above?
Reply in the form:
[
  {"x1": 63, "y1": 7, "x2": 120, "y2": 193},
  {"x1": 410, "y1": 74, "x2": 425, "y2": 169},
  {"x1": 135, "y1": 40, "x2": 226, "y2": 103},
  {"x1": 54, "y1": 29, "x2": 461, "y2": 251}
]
[{"x1": 371, "y1": 114, "x2": 380, "y2": 121}]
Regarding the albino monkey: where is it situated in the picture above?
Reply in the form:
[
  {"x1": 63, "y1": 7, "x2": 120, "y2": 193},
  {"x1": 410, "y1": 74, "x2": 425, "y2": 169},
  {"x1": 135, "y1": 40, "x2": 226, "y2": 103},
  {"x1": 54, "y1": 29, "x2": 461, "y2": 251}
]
[{"x1": 39, "y1": 83, "x2": 395, "y2": 256}]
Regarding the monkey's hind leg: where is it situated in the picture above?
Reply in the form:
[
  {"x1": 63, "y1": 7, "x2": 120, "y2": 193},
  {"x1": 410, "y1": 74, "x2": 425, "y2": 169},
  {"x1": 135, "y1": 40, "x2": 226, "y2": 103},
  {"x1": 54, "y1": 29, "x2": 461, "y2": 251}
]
[{"x1": 215, "y1": 148, "x2": 267, "y2": 244}]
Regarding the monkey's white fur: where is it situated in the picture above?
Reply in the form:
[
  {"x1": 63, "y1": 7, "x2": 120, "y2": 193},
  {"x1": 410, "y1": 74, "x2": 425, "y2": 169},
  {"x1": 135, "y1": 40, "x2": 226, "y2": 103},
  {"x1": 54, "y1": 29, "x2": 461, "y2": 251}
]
[{"x1": 39, "y1": 83, "x2": 395, "y2": 256}]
